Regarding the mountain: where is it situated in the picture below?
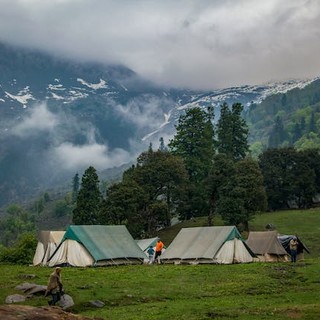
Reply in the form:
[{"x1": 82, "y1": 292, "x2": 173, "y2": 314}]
[
  {"x1": 244, "y1": 77, "x2": 320, "y2": 148},
  {"x1": 0, "y1": 42, "x2": 316, "y2": 208}
]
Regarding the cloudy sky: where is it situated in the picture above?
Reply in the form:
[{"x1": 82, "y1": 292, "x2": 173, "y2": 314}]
[{"x1": 0, "y1": 0, "x2": 319, "y2": 89}]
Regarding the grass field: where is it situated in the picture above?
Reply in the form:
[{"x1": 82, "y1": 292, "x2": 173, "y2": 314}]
[{"x1": 1, "y1": 209, "x2": 320, "y2": 319}]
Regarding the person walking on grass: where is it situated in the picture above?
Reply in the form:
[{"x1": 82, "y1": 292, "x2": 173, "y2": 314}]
[
  {"x1": 154, "y1": 238, "x2": 164, "y2": 264},
  {"x1": 45, "y1": 267, "x2": 63, "y2": 306},
  {"x1": 289, "y1": 236, "x2": 298, "y2": 263},
  {"x1": 147, "y1": 245, "x2": 155, "y2": 264}
]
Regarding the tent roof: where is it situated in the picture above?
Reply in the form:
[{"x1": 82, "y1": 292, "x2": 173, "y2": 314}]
[
  {"x1": 278, "y1": 234, "x2": 310, "y2": 254},
  {"x1": 161, "y1": 226, "x2": 244, "y2": 260},
  {"x1": 60, "y1": 225, "x2": 147, "y2": 262},
  {"x1": 136, "y1": 237, "x2": 158, "y2": 251},
  {"x1": 37, "y1": 231, "x2": 65, "y2": 246},
  {"x1": 246, "y1": 231, "x2": 288, "y2": 255}
]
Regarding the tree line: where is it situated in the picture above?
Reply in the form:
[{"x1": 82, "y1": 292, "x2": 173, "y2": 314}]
[{"x1": 72, "y1": 103, "x2": 267, "y2": 238}]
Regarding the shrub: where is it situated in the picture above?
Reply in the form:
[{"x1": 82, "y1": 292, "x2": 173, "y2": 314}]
[{"x1": 0, "y1": 233, "x2": 37, "y2": 264}]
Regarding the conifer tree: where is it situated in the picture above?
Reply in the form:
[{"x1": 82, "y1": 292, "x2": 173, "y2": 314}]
[
  {"x1": 216, "y1": 102, "x2": 249, "y2": 160},
  {"x1": 169, "y1": 107, "x2": 215, "y2": 182},
  {"x1": 72, "y1": 173, "x2": 80, "y2": 204},
  {"x1": 72, "y1": 166, "x2": 102, "y2": 225},
  {"x1": 168, "y1": 107, "x2": 215, "y2": 218}
]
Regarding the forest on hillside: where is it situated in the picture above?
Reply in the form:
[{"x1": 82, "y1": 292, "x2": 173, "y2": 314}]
[{"x1": 246, "y1": 78, "x2": 320, "y2": 153}]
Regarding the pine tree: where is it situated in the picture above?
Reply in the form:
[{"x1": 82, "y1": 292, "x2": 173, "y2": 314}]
[
  {"x1": 169, "y1": 107, "x2": 215, "y2": 182},
  {"x1": 216, "y1": 102, "x2": 249, "y2": 160},
  {"x1": 72, "y1": 173, "x2": 80, "y2": 204},
  {"x1": 268, "y1": 116, "x2": 287, "y2": 148},
  {"x1": 159, "y1": 137, "x2": 167, "y2": 151},
  {"x1": 309, "y1": 111, "x2": 316, "y2": 133},
  {"x1": 168, "y1": 107, "x2": 215, "y2": 218},
  {"x1": 72, "y1": 166, "x2": 102, "y2": 225}
]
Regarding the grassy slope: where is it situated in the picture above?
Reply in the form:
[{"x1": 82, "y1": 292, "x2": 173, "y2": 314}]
[
  {"x1": 159, "y1": 208, "x2": 320, "y2": 258},
  {"x1": 1, "y1": 209, "x2": 320, "y2": 320}
]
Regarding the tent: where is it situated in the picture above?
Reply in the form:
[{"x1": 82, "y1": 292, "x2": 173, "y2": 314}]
[
  {"x1": 160, "y1": 226, "x2": 254, "y2": 264},
  {"x1": 246, "y1": 231, "x2": 289, "y2": 262},
  {"x1": 48, "y1": 225, "x2": 147, "y2": 267},
  {"x1": 136, "y1": 237, "x2": 159, "y2": 252},
  {"x1": 278, "y1": 234, "x2": 310, "y2": 261},
  {"x1": 136, "y1": 237, "x2": 159, "y2": 264},
  {"x1": 33, "y1": 231, "x2": 65, "y2": 266}
]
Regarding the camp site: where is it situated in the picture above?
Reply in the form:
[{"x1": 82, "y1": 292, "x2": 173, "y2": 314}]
[{"x1": 0, "y1": 208, "x2": 319, "y2": 320}]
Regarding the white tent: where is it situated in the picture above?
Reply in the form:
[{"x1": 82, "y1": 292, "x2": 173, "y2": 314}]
[
  {"x1": 33, "y1": 231, "x2": 65, "y2": 266},
  {"x1": 48, "y1": 225, "x2": 147, "y2": 267},
  {"x1": 161, "y1": 226, "x2": 253, "y2": 265}
]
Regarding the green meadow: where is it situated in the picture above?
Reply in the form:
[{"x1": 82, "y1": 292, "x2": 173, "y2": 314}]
[{"x1": 1, "y1": 209, "x2": 319, "y2": 320}]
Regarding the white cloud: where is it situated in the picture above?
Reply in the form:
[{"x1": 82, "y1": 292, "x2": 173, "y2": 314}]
[
  {"x1": 113, "y1": 95, "x2": 172, "y2": 131},
  {"x1": 51, "y1": 141, "x2": 132, "y2": 171},
  {"x1": 11, "y1": 103, "x2": 58, "y2": 136},
  {"x1": 0, "y1": 0, "x2": 319, "y2": 89}
]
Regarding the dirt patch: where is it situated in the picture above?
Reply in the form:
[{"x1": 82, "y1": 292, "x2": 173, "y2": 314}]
[{"x1": 0, "y1": 304, "x2": 99, "y2": 320}]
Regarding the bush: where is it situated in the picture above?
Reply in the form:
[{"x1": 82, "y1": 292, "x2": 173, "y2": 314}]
[{"x1": 0, "y1": 233, "x2": 37, "y2": 264}]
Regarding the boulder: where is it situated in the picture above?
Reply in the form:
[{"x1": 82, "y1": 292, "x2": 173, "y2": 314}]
[
  {"x1": 5, "y1": 294, "x2": 26, "y2": 303},
  {"x1": 59, "y1": 294, "x2": 75, "y2": 310}
]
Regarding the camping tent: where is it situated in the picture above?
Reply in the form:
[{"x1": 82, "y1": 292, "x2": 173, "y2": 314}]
[
  {"x1": 33, "y1": 231, "x2": 65, "y2": 266},
  {"x1": 136, "y1": 237, "x2": 159, "y2": 252},
  {"x1": 136, "y1": 237, "x2": 158, "y2": 263},
  {"x1": 278, "y1": 234, "x2": 310, "y2": 261},
  {"x1": 160, "y1": 226, "x2": 254, "y2": 264},
  {"x1": 246, "y1": 231, "x2": 289, "y2": 262},
  {"x1": 48, "y1": 225, "x2": 147, "y2": 267}
]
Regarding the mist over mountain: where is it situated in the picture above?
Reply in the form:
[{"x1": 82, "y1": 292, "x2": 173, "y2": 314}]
[{"x1": 0, "y1": 42, "x2": 315, "y2": 208}]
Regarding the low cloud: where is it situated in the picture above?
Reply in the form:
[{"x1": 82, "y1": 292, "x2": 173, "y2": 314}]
[
  {"x1": 0, "y1": 0, "x2": 319, "y2": 89},
  {"x1": 114, "y1": 95, "x2": 173, "y2": 132},
  {"x1": 51, "y1": 142, "x2": 132, "y2": 171},
  {"x1": 11, "y1": 103, "x2": 58, "y2": 137}
]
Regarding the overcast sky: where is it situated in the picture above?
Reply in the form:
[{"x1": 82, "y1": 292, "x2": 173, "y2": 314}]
[{"x1": 0, "y1": 0, "x2": 319, "y2": 89}]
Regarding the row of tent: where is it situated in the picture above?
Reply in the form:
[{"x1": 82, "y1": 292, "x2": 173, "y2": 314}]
[{"x1": 33, "y1": 225, "x2": 309, "y2": 267}]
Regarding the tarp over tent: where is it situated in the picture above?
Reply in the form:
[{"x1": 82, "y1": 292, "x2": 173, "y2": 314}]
[
  {"x1": 278, "y1": 234, "x2": 310, "y2": 261},
  {"x1": 48, "y1": 225, "x2": 147, "y2": 267},
  {"x1": 33, "y1": 231, "x2": 65, "y2": 266},
  {"x1": 160, "y1": 226, "x2": 254, "y2": 264},
  {"x1": 246, "y1": 231, "x2": 289, "y2": 262}
]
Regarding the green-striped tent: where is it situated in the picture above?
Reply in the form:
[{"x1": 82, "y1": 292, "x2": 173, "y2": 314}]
[
  {"x1": 48, "y1": 225, "x2": 147, "y2": 267},
  {"x1": 161, "y1": 226, "x2": 254, "y2": 264}
]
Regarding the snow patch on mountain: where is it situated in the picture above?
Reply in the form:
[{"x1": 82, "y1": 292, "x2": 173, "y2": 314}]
[
  {"x1": 77, "y1": 78, "x2": 108, "y2": 90},
  {"x1": 50, "y1": 92, "x2": 65, "y2": 100},
  {"x1": 48, "y1": 83, "x2": 66, "y2": 91},
  {"x1": 5, "y1": 87, "x2": 35, "y2": 107}
]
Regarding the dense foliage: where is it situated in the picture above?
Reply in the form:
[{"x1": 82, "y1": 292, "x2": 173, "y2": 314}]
[
  {"x1": 259, "y1": 147, "x2": 320, "y2": 210},
  {"x1": 0, "y1": 233, "x2": 37, "y2": 264},
  {"x1": 245, "y1": 78, "x2": 320, "y2": 149},
  {"x1": 101, "y1": 149, "x2": 188, "y2": 237}
]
